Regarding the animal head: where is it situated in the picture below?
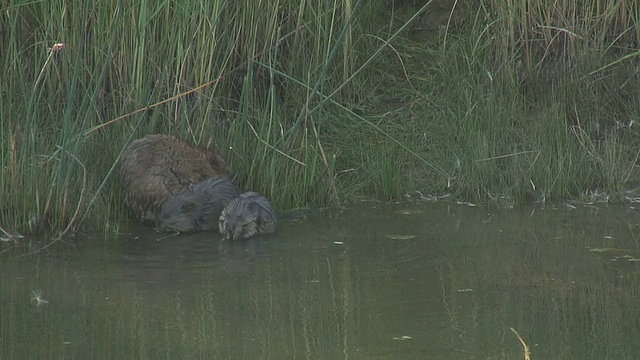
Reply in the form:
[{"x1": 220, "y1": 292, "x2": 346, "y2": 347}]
[{"x1": 218, "y1": 199, "x2": 261, "y2": 240}]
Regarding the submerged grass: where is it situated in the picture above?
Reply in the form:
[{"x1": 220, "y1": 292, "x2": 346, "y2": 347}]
[{"x1": 1, "y1": 0, "x2": 639, "y2": 238}]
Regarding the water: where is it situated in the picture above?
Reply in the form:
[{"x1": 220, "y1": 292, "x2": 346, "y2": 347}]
[{"x1": 2, "y1": 203, "x2": 640, "y2": 359}]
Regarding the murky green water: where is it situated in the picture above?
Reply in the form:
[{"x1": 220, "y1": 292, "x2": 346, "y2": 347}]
[{"x1": 2, "y1": 203, "x2": 640, "y2": 359}]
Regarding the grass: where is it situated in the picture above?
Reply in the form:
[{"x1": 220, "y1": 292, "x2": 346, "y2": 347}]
[{"x1": 1, "y1": 0, "x2": 639, "y2": 238}]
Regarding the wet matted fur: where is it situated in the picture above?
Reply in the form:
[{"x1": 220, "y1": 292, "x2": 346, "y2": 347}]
[
  {"x1": 120, "y1": 134, "x2": 233, "y2": 223},
  {"x1": 157, "y1": 177, "x2": 241, "y2": 232},
  {"x1": 218, "y1": 192, "x2": 277, "y2": 240}
]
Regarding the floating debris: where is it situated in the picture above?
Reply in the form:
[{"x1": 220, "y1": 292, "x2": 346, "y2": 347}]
[
  {"x1": 412, "y1": 191, "x2": 451, "y2": 202},
  {"x1": 30, "y1": 290, "x2": 49, "y2": 307},
  {"x1": 588, "y1": 247, "x2": 626, "y2": 252},
  {"x1": 625, "y1": 196, "x2": 640, "y2": 203},
  {"x1": 384, "y1": 235, "x2": 418, "y2": 240},
  {"x1": 419, "y1": 194, "x2": 439, "y2": 202},
  {"x1": 392, "y1": 336, "x2": 413, "y2": 341},
  {"x1": 611, "y1": 254, "x2": 640, "y2": 262},
  {"x1": 393, "y1": 209, "x2": 422, "y2": 215},
  {"x1": 0, "y1": 231, "x2": 24, "y2": 243},
  {"x1": 456, "y1": 200, "x2": 477, "y2": 207}
]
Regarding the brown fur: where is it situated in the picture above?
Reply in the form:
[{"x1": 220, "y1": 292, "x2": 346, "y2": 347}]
[
  {"x1": 218, "y1": 192, "x2": 277, "y2": 240},
  {"x1": 157, "y1": 177, "x2": 240, "y2": 232},
  {"x1": 120, "y1": 134, "x2": 233, "y2": 223}
]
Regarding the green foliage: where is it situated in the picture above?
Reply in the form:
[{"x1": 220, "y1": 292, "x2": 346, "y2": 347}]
[
  {"x1": 392, "y1": 1, "x2": 638, "y2": 197},
  {"x1": 1, "y1": 0, "x2": 639, "y2": 236}
]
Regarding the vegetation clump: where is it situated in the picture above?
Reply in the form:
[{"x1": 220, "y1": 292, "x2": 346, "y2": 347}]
[{"x1": 1, "y1": 0, "x2": 639, "y2": 237}]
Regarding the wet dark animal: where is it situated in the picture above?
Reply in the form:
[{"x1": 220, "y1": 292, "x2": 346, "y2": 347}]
[
  {"x1": 157, "y1": 177, "x2": 240, "y2": 232},
  {"x1": 120, "y1": 134, "x2": 233, "y2": 223},
  {"x1": 218, "y1": 192, "x2": 277, "y2": 240}
]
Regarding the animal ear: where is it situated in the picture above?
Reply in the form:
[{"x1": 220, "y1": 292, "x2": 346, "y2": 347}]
[{"x1": 255, "y1": 203, "x2": 272, "y2": 225}]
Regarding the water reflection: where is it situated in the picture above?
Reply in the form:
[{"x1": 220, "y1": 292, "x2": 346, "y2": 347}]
[{"x1": 1, "y1": 203, "x2": 640, "y2": 359}]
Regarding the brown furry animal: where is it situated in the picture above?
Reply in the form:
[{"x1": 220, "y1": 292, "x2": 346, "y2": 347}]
[
  {"x1": 120, "y1": 134, "x2": 233, "y2": 223},
  {"x1": 218, "y1": 192, "x2": 277, "y2": 240},
  {"x1": 157, "y1": 177, "x2": 240, "y2": 232}
]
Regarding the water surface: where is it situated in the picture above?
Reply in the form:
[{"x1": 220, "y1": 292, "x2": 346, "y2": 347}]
[{"x1": 2, "y1": 203, "x2": 640, "y2": 359}]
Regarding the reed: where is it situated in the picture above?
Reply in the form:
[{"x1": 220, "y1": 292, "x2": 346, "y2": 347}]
[
  {"x1": 490, "y1": 0, "x2": 640, "y2": 77},
  {"x1": 0, "y1": 0, "x2": 384, "y2": 237},
  {"x1": 377, "y1": 0, "x2": 640, "y2": 203}
]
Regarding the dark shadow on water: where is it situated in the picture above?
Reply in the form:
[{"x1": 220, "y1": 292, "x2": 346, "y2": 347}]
[{"x1": 2, "y1": 203, "x2": 640, "y2": 359}]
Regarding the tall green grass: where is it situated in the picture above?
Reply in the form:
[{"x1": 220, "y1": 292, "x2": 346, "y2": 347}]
[
  {"x1": 1, "y1": 0, "x2": 639, "y2": 238},
  {"x1": 341, "y1": 0, "x2": 640, "y2": 204},
  {"x1": 0, "y1": 0, "x2": 386, "y2": 238}
]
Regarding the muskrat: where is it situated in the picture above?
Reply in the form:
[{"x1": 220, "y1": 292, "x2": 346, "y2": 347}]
[
  {"x1": 120, "y1": 134, "x2": 233, "y2": 223},
  {"x1": 157, "y1": 177, "x2": 241, "y2": 232},
  {"x1": 218, "y1": 192, "x2": 277, "y2": 240}
]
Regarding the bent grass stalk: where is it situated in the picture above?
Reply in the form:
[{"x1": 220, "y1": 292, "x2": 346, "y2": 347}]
[
  {"x1": 510, "y1": 327, "x2": 531, "y2": 360},
  {"x1": 25, "y1": 146, "x2": 88, "y2": 255}
]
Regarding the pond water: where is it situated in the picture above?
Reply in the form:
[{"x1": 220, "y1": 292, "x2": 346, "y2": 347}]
[{"x1": 2, "y1": 202, "x2": 640, "y2": 359}]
